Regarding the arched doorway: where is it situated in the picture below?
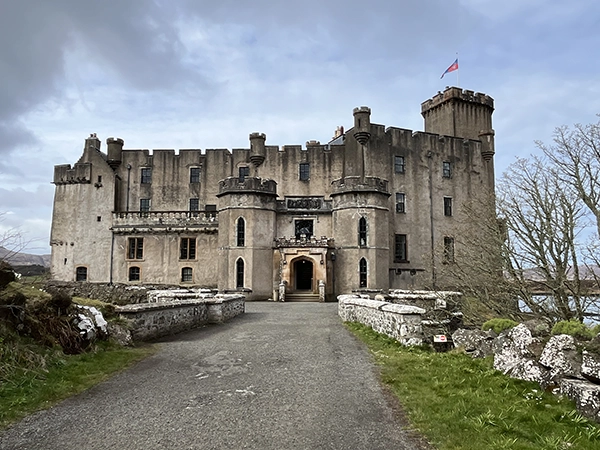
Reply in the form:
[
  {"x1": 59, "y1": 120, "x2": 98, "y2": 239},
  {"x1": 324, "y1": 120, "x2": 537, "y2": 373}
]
[{"x1": 294, "y1": 259, "x2": 313, "y2": 291}]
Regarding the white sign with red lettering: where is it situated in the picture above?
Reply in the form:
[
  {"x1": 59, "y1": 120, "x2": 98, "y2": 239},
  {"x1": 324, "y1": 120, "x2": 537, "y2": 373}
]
[{"x1": 434, "y1": 335, "x2": 447, "y2": 343}]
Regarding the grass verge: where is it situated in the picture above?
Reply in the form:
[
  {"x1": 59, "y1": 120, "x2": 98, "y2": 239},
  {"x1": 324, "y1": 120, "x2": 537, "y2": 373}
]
[
  {"x1": 346, "y1": 322, "x2": 600, "y2": 450},
  {"x1": 0, "y1": 340, "x2": 157, "y2": 430}
]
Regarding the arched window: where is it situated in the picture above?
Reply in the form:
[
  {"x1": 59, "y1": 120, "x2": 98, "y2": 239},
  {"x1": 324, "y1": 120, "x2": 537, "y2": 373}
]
[
  {"x1": 75, "y1": 266, "x2": 87, "y2": 282},
  {"x1": 236, "y1": 258, "x2": 244, "y2": 288},
  {"x1": 358, "y1": 217, "x2": 367, "y2": 247},
  {"x1": 359, "y1": 258, "x2": 367, "y2": 288},
  {"x1": 129, "y1": 266, "x2": 140, "y2": 282},
  {"x1": 181, "y1": 267, "x2": 193, "y2": 282},
  {"x1": 237, "y1": 217, "x2": 245, "y2": 247}
]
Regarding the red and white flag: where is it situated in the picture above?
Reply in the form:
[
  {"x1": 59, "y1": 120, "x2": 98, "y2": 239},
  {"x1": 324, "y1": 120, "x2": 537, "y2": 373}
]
[{"x1": 441, "y1": 59, "x2": 459, "y2": 79}]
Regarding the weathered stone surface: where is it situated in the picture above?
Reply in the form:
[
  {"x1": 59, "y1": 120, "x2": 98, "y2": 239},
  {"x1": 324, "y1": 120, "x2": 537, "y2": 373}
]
[
  {"x1": 506, "y1": 359, "x2": 550, "y2": 385},
  {"x1": 452, "y1": 328, "x2": 496, "y2": 358},
  {"x1": 540, "y1": 334, "x2": 581, "y2": 380},
  {"x1": 493, "y1": 324, "x2": 537, "y2": 375},
  {"x1": 338, "y1": 295, "x2": 425, "y2": 346},
  {"x1": 582, "y1": 351, "x2": 600, "y2": 383},
  {"x1": 107, "y1": 322, "x2": 133, "y2": 346},
  {"x1": 560, "y1": 379, "x2": 600, "y2": 423},
  {"x1": 117, "y1": 294, "x2": 245, "y2": 341},
  {"x1": 73, "y1": 305, "x2": 107, "y2": 341},
  {"x1": 522, "y1": 318, "x2": 551, "y2": 337}
]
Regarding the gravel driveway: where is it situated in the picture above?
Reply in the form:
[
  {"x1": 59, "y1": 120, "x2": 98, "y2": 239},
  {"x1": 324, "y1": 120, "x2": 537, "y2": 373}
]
[{"x1": 0, "y1": 302, "x2": 428, "y2": 450}]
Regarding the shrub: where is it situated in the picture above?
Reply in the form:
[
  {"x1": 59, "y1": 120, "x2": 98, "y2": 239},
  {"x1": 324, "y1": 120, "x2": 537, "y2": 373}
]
[
  {"x1": 482, "y1": 318, "x2": 519, "y2": 334},
  {"x1": 552, "y1": 320, "x2": 595, "y2": 340}
]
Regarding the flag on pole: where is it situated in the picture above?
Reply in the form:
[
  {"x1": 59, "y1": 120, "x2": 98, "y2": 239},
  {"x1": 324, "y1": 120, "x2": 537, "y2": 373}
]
[{"x1": 440, "y1": 58, "x2": 459, "y2": 79}]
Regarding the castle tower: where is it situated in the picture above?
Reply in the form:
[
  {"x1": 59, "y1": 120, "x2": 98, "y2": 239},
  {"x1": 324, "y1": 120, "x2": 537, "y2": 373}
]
[
  {"x1": 421, "y1": 87, "x2": 495, "y2": 160},
  {"x1": 249, "y1": 132, "x2": 266, "y2": 175},
  {"x1": 106, "y1": 137, "x2": 124, "y2": 170},
  {"x1": 216, "y1": 177, "x2": 278, "y2": 300},
  {"x1": 330, "y1": 176, "x2": 391, "y2": 293}
]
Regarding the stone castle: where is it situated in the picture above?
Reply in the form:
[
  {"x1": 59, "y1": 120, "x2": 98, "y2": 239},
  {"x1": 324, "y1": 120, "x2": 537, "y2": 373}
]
[{"x1": 50, "y1": 86, "x2": 496, "y2": 301}]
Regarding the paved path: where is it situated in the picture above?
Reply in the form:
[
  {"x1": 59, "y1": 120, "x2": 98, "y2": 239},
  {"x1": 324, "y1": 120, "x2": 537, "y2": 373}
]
[{"x1": 1, "y1": 303, "x2": 427, "y2": 450}]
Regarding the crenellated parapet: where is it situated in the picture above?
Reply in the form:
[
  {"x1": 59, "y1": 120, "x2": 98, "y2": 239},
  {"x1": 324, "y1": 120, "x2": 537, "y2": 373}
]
[
  {"x1": 421, "y1": 86, "x2": 494, "y2": 114},
  {"x1": 217, "y1": 176, "x2": 277, "y2": 197},
  {"x1": 53, "y1": 163, "x2": 92, "y2": 185},
  {"x1": 331, "y1": 176, "x2": 389, "y2": 196}
]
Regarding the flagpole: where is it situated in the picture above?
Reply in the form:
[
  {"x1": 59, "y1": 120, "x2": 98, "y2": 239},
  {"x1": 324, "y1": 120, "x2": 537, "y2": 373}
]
[{"x1": 456, "y1": 52, "x2": 460, "y2": 87}]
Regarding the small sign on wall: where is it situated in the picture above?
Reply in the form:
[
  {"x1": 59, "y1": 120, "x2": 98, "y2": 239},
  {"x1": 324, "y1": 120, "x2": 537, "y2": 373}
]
[{"x1": 434, "y1": 335, "x2": 447, "y2": 343}]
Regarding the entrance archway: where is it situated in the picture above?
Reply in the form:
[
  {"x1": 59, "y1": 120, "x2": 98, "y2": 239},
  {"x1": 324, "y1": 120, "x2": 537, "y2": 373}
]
[{"x1": 294, "y1": 259, "x2": 313, "y2": 291}]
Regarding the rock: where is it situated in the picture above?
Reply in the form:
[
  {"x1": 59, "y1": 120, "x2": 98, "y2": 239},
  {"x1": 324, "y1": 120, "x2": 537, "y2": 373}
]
[
  {"x1": 539, "y1": 334, "x2": 582, "y2": 381},
  {"x1": 0, "y1": 262, "x2": 16, "y2": 289},
  {"x1": 493, "y1": 324, "x2": 538, "y2": 375},
  {"x1": 506, "y1": 359, "x2": 550, "y2": 385},
  {"x1": 522, "y1": 318, "x2": 551, "y2": 337},
  {"x1": 452, "y1": 328, "x2": 496, "y2": 358},
  {"x1": 107, "y1": 322, "x2": 133, "y2": 346},
  {"x1": 559, "y1": 379, "x2": 600, "y2": 423},
  {"x1": 73, "y1": 305, "x2": 108, "y2": 341},
  {"x1": 582, "y1": 351, "x2": 600, "y2": 383}
]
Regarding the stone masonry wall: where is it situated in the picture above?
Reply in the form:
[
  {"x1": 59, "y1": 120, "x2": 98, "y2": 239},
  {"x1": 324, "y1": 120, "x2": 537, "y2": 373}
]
[
  {"x1": 338, "y1": 295, "x2": 425, "y2": 346},
  {"x1": 117, "y1": 295, "x2": 245, "y2": 341}
]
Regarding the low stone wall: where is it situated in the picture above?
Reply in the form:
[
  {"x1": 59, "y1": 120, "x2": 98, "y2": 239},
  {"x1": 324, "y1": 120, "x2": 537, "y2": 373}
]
[
  {"x1": 453, "y1": 324, "x2": 600, "y2": 423},
  {"x1": 116, "y1": 295, "x2": 245, "y2": 341},
  {"x1": 338, "y1": 294, "x2": 425, "y2": 346}
]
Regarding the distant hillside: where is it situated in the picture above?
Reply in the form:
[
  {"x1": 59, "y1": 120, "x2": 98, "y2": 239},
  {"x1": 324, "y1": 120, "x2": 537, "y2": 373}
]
[{"x1": 0, "y1": 247, "x2": 51, "y2": 268}]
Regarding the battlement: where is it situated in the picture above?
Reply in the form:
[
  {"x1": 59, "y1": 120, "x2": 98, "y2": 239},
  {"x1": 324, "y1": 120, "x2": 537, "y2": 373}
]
[
  {"x1": 53, "y1": 163, "x2": 92, "y2": 185},
  {"x1": 217, "y1": 176, "x2": 278, "y2": 197},
  {"x1": 421, "y1": 86, "x2": 494, "y2": 114},
  {"x1": 331, "y1": 176, "x2": 389, "y2": 196}
]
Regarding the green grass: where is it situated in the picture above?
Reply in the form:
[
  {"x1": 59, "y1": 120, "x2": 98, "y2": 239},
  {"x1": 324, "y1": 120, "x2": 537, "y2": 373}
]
[
  {"x1": 346, "y1": 322, "x2": 600, "y2": 450},
  {"x1": 0, "y1": 340, "x2": 157, "y2": 429}
]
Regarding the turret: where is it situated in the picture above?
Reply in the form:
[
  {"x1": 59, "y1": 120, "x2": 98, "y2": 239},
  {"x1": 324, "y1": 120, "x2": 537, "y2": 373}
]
[
  {"x1": 353, "y1": 107, "x2": 371, "y2": 145},
  {"x1": 249, "y1": 132, "x2": 266, "y2": 168},
  {"x1": 85, "y1": 133, "x2": 101, "y2": 152},
  {"x1": 421, "y1": 86, "x2": 495, "y2": 158},
  {"x1": 107, "y1": 137, "x2": 124, "y2": 169}
]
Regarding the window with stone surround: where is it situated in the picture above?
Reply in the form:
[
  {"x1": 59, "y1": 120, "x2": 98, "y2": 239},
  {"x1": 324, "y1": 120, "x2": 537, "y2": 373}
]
[
  {"x1": 394, "y1": 155, "x2": 405, "y2": 174},
  {"x1": 359, "y1": 217, "x2": 367, "y2": 247},
  {"x1": 239, "y1": 166, "x2": 250, "y2": 182},
  {"x1": 396, "y1": 193, "x2": 406, "y2": 213},
  {"x1": 444, "y1": 236, "x2": 455, "y2": 263},
  {"x1": 75, "y1": 266, "x2": 87, "y2": 282},
  {"x1": 128, "y1": 237, "x2": 144, "y2": 260},
  {"x1": 190, "y1": 167, "x2": 201, "y2": 183},
  {"x1": 236, "y1": 258, "x2": 244, "y2": 288},
  {"x1": 140, "y1": 198, "x2": 151, "y2": 212},
  {"x1": 444, "y1": 197, "x2": 453, "y2": 216},
  {"x1": 181, "y1": 267, "x2": 193, "y2": 282},
  {"x1": 299, "y1": 163, "x2": 310, "y2": 181},
  {"x1": 141, "y1": 168, "x2": 152, "y2": 184},
  {"x1": 129, "y1": 266, "x2": 140, "y2": 281},
  {"x1": 359, "y1": 258, "x2": 367, "y2": 287},
  {"x1": 394, "y1": 234, "x2": 408, "y2": 262},
  {"x1": 443, "y1": 161, "x2": 452, "y2": 178},
  {"x1": 236, "y1": 217, "x2": 245, "y2": 247},
  {"x1": 180, "y1": 238, "x2": 196, "y2": 260}
]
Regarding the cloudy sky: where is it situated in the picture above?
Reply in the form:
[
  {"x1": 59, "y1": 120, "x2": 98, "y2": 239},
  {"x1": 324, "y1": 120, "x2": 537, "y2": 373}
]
[{"x1": 1, "y1": 0, "x2": 599, "y2": 254}]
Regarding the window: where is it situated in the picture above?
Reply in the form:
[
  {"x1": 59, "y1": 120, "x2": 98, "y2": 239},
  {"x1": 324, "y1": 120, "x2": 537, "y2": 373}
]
[
  {"x1": 128, "y1": 237, "x2": 144, "y2": 259},
  {"x1": 236, "y1": 217, "x2": 245, "y2": 247},
  {"x1": 129, "y1": 266, "x2": 140, "y2": 281},
  {"x1": 394, "y1": 156, "x2": 405, "y2": 174},
  {"x1": 295, "y1": 219, "x2": 313, "y2": 239},
  {"x1": 206, "y1": 204, "x2": 217, "y2": 218},
  {"x1": 180, "y1": 238, "x2": 196, "y2": 260},
  {"x1": 140, "y1": 198, "x2": 151, "y2": 212},
  {"x1": 141, "y1": 168, "x2": 152, "y2": 184},
  {"x1": 190, "y1": 167, "x2": 201, "y2": 183},
  {"x1": 299, "y1": 163, "x2": 310, "y2": 181},
  {"x1": 189, "y1": 198, "x2": 199, "y2": 212},
  {"x1": 396, "y1": 193, "x2": 406, "y2": 213},
  {"x1": 181, "y1": 267, "x2": 193, "y2": 282},
  {"x1": 444, "y1": 237, "x2": 455, "y2": 263},
  {"x1": 394, "y1": 234, "x2": 408, "y2": 262},
  {"x1": 236, "y1": 258, "x2": 244, "y2": 288},
  {"x1": 359, "y1": 258, "x2": 367, "y2": 288},
  {"x1": 358, "y1": 217, "x2": 367, "y2": 247},
  {"x1": 97, "y1": 216, "x2": 101, "y2": 222},
  {"x1": 75, "y1": 266, "x2": 87, "y2": 282},
  {"x1": 444, "y1": 197, "x2": 453, "y2": 216},
  {"x1": 238, "y1": 166, "x2": 250, "y2": 182},
  {"x1": 443, "y1": 161, "x2": 452, "y2": 178}
]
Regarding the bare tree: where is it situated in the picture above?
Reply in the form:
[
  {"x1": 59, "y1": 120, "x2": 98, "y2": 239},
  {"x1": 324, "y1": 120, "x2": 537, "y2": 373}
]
[
  {"x1": 539, "y1": 118, "x2": 600, "y2": 236},
  {"x1": 0, "y1": 212, "x2": 27, "y2": 266},
  {"x1": 497, "y1": 157, "x2": 596, "y2": 322}
]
